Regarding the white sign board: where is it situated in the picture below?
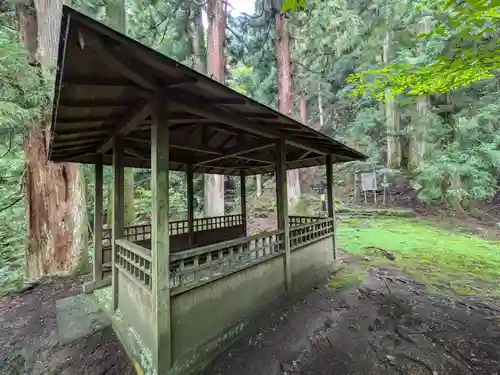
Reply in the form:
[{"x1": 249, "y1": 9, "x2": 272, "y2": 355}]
[{"x1": 360, "y1": 172, "x2": 377, "y2": 191}]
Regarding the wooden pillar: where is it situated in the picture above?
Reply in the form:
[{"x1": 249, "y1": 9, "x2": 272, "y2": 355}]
[
  {"x1": 151, "y1": 94, "x2": 172, "y2": 371},
  {"x1": 276, "y1": 140, "x2": 291, "y2": 291},
  {"x1": 93, "y1": 160, "x2": 104, "y2": 283},
  {"x1": 112, "y1": 136, "x2": 125, "y2": 311},
  {"x1": 326, "y1": 154, "x2": 336, "y2": 259},
  {"x1": 187, "y1": 164, "x2": 194, "y2": 245},
  {"x1": 240, "y1": 171, "x2": 247, "y2": 236}
]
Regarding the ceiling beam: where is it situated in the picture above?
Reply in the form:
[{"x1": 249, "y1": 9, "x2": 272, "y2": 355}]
[
  {"x1": 55, "y1": 138, "x2": 102, "y2": 147},
  {"x1": 196, "y1": 140, "x2": 274, "y2": 166},
  {"x1": 56, "y1": 130, "x2": 107, "y2": 140},
  {"x1": 299, "y1": 150, "x2": 313, "y2": 160},
  {"x1": 58, "y1": 116, "x2": 114, "y2": 124},
  {"x1": 63, "y1": 77, "x2": 153, "y2": 99},
  {"x1": 58, "y1": 100, "x2": 133, "y2": 108},
  {"x1": 96, "y1": 101, "x2": 152, "y2": 154}
]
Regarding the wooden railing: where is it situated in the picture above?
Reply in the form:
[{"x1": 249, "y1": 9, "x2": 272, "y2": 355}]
[
  {"x1": 102, "y1": 214, "x2": 243, "y2": 247},
  {"x1": 169, "y1": 229, "x2": 284, "y2": 294},
  {"x1": 106, "y1": 216, "x2": 333, "y2": 295},
  {"x1": 115, "y1": 239, "x2": 152, "y2": 293},
  {"x1": 290, "y1": 218, "x2": 334, "y2": 250},
  {"x1": 289, "y1": 215, "x2": 324, "y2": 227}
]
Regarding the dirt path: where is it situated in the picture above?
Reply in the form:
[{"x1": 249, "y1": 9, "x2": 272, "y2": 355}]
[
  {"x1": 0, "y1": 277, "x2": 135, "y2": 375},
  {"x1": 206, "y1": 259, "x2": 500, "y2": 375}
]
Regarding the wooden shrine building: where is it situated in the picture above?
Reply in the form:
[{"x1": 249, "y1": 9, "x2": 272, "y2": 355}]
[{"x1": 49, "y1": 6, "x2": 366, "y2": 375}]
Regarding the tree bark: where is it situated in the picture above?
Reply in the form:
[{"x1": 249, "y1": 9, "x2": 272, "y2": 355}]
[
  {"x1": 204, "y1": 0, "x2": 226, "y2": 217},
  {"x1": 275, "y1": 13, "x2": 300, "y2": 207},
  {"x1": 20, "y1": 0, "x2": 88, "y2": 280},
  {"x1": 408, "y1": 16, "x2": 431, "y2": 171},
  {"x1": 188, "y1": 2, "x2": 206, "y2": 74},
  {"x1": 256, "y1": 175, "x2": 262, "y2": 197},
  {"x1": 318, "y1": 84, "x2": 325, "y2": 130},
  {"x1": 383, "y1": 29, "x2": 401, "y2": 169}
]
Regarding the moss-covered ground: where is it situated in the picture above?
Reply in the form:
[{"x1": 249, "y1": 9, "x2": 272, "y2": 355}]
[{"x1": 335, "y1": 217, "x2": 500, "y2": 298}]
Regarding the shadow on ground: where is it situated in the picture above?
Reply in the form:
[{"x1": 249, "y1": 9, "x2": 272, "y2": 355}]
[
  {"x1": 0, "y1": 277, "x2": 135, "y2": 375},
  {"x1": 206, "y1": 257, "x2": 500, "y2": 375}
]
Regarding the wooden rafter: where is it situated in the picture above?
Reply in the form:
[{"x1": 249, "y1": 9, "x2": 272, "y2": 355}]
[
  {"x1": 96, "y1": 101, "x2": 152, "y2": 154},
  {"x1": 59, "y1": 100, "x2": 134, "y2": 108},
  {"x1": 196, "y1": 140, "x2": 274, "y2": 166}
]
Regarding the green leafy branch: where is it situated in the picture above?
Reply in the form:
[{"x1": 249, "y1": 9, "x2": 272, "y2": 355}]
[
  {"x1": 281, "y1": 0, "x2": 307, "y2": 14},
  {"x1": 348, "y1": 0, "x2": 500, "y2": 97}
]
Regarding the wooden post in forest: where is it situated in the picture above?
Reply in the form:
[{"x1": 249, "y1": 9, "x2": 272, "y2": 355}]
[
  {"x1": 187, "y1": 164, "x2": 195, "y2": 245},
  {"x1": 151, "y1": 94, "x2": 172, "y2": 372},
  {"x1": 112, "y1": 137, "x2": 125, "y2": 310},
  {"x1": 240, "y1": 171, "x2": 247, "y2": 236},
  {"x1": 276, "y1": 140, "x2": 291, "y2": 290},
  {"x1": 325, "y1": 155, "x2": 336, "y2": 260}
]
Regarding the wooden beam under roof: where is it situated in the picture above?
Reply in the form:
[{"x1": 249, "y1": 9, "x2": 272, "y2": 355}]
[
  {"x1": 196, "y1": 140, "x2": 274, "y2": 166},
  {"x1": 96, "y1": 101, "x2": 152, "y2": 154},
  {"x1": 58, "y1": 99, "x2": 135, "y2": 108}
]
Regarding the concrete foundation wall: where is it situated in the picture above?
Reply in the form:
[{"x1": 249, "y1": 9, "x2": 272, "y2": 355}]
[
  {"x1": 169, "y1": 255, "x2": 286, "y2": 375},
  {"x1": 118, "y1": 274, "x2": 155, "y2": 352},
  {"x1": 167, "y1": 234, "x2": 335, "y2": 375},
  {"x1": 94, "y1": 286, "x2": 156, "y2": 375},
  {"x1": 291, "y1": 237, "x2": 334, "y2": 292}
]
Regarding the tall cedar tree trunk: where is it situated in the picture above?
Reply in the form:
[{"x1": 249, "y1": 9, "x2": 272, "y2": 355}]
[
  {"x1": 383, "y1": 30, "x2": 401, "y2": 169},
  {"x1": 317, "y1": 84, "x2": 325, "y2": 130},
  {"x1": 275, "y1": 13, "x2": 300, "y2": 206},
  {"x1": 255, "y1": 175, "x2": 262, "y2": 197},
  {"x1": 187, "y1": 2, "x2": 206, "y2": 210},
  {"x1": 443, "y1": 93, "x2": 466, "y2": 212},
  {"x1": 205, "y1": 0, "x2": 226, "y2": 217},
  {"x1": 19, "y1": 0, "x2": 88, "y2": 280},
  {"x1": 298, "y1": 89, "x2": 314, "y2": 186},
  {"x1": 189, "y1": 2, "x2": 206, "y2": 74},
  {"x1": 105, "y1": 0, "x2": 135, "y2": 226},
  {"x1": 408, "y1": 16, "x2": 431, "y2": 170}
]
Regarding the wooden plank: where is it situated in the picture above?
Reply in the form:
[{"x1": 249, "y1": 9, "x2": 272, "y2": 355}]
[
  {"x1": 112, "y1": 135, "x2": 125, "y2": 311},
  {"x1": 150, "y1": 93, "x2": 172, "y2": 371},
  {"x1": 59, "y1": 99, "x2": 133, "y2": 108},
  {"x1": 276, "y1": 140, "x2": 291, "y2": 291},
  {"x1": 96, "y1": 101, "x2": 152, "y2": 154},
  {"x1": 326, "y1": 154, "x2": 336, "y2": 259},
  {"x1": 93, "y1": 159, "x2": 104, "y2": 283}
]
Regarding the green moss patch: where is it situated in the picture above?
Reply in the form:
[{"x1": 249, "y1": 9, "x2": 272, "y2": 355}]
[
  {"x1": 338, "y1": 218, "x2": 500, "y2": 298},
  {"x1": 328, "y1": 267, "x2": 365, "y2": 291}
]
